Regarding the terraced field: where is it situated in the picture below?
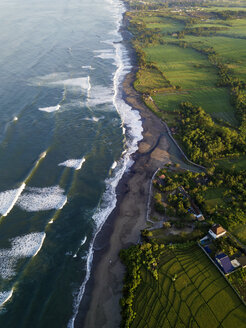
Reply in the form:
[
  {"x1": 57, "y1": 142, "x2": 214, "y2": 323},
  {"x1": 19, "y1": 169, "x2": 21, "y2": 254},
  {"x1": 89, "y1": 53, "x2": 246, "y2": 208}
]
[{"x1": 131, "y1": 246, "x2": 246, "y2": 328}]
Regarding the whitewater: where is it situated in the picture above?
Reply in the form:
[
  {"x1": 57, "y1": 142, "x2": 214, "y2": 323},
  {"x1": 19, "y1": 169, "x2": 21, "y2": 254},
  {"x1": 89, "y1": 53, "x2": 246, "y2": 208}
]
[{"x1": 67, "y1": 1, "x2": 143, "y2": 326}]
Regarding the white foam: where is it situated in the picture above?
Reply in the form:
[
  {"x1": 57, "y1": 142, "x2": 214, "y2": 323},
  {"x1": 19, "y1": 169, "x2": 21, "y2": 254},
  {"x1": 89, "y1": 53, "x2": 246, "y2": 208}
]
[
  {"x1": 17, "y1": 186, "x2": 67, "y2": 212},
  {"x1": 81, "y1": 66, "x2": 95, "y2": 70},
  {"x1": 68, "y1": 1, "x2": 143, "y2": 326},
  {"x1": 87, "y1": 76, "x2": 91, "y2": 98},
  {"x1": 0, "y1": 232, "x2": 46, "y2": 279},
  {"x1": 52, "y1": 77, "x2": 90, "y2": 90},
  {"x1": 73, "y1": 236, "x2": 87, "y2": 258},
  {"x1": 111, "y1": 161, "x2": 117, "y2": 170},
  {"x1": 39, "y1": 151, "x2": 47, "y2": 159},
  {"x1": 80, "y1": 236, "x2": 87, "y2": 246},
  {"x1": 83, "y1": 116, "x2": 104, "y2": 122},
  {"x1": 0, "y1": 289, "x2": 13, "y2": 307},
  {"x1": 39, "y1": 104, "x2": 60, "y2": 113},
  {"x1": 33, "y1": 233, "x2": 46, "y2": 257},
  {"x1": 87, "y1": 85, "x2": 114, "y2": 107},
  {"x1": 0, "y1": 183, "x2": 26, "y2": 217},
  {"x1": 13, "y1": 117, "x2": 18, "y2": 122},
  {"x1": 94, "y1": 49, "x2": 115, "y2": 60},
  {"x1": 48, "y1": 219, "x2": 54, "y2": 224},
  {"x1": 58, "y1": 157, "x2": 86, "y2": 170}
]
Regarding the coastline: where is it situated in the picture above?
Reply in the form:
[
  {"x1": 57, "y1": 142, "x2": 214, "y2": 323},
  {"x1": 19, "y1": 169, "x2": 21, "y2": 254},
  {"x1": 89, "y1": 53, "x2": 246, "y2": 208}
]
[{"x1": 74, "y1": 6, "x2": 191, "y2": 328}]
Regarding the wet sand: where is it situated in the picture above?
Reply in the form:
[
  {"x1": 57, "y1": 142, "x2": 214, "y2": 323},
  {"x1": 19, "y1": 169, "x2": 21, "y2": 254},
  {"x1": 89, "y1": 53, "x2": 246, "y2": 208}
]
[
  {"x1": 75, "y1": 65, "x2": 182, "y2": 327},
  {"x1": 74, "y1": 14, "x2": 193, "y2": 328}
]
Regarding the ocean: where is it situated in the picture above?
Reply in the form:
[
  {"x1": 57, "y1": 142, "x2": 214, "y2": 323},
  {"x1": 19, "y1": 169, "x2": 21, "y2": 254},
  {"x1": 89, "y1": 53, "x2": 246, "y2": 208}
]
[{"x1": 0, "y1": 0, "x2": 142, "y2": 327}]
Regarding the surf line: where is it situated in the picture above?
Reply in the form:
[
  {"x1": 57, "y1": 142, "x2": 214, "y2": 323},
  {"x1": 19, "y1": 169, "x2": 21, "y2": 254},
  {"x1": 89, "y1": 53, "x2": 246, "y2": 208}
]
[
  {"x1": 0, "y1": 289, "x2": 14, "y2": 308},
  {"x1": 0, "y1": 150, "x2": 48, "y2": 220}
]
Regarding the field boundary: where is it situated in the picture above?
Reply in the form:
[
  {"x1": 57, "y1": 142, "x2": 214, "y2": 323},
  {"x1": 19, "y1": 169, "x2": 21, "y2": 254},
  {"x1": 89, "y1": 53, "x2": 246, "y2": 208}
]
[{"x1": 198, "y1": 242, "x2": 246, "y2": 307}]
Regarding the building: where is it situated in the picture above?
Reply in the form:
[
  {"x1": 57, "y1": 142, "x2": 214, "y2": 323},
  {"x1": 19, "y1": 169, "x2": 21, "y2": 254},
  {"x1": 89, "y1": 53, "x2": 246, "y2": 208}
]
[
  {"x1": 196, "y1": 214, "x2": 205, "y2": 221},
  {"x1": 209, "y1": 224, "x2": 226, "y2": 239},
  {"x1": 215, "y1": 253, "x2": 234, "y2": 274}
]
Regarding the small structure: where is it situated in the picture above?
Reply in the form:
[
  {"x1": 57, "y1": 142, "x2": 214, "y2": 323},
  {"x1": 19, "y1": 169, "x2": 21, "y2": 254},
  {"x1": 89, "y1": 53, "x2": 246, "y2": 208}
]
[
  {"x1": 209, "y1": 224, "x2": 226, "y2": 239},
  {"x1": 215, "y1": 253, "x2": 234, "y2": 274},
  {"x1": 231, "y1": 258, "x2": 241, "y2": 269},
  {"x1": 196, "y1": 214, "x2": 205, "y2": 221},
  {"x1": 159, "y1": 174, "x2": 165, "y2": 180}
]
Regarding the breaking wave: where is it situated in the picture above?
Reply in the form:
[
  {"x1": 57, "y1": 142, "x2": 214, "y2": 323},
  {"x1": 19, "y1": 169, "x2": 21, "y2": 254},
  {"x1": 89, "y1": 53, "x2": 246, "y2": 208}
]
[
  {"x1": 87, "y1": 85, "x2": 114, "y2": 107},
  {"x1": 52, "y1": 77, "x2": 90, "y2": 90},
  {"x1": 58, "y1": 157, "x2": 86, "y2": 170},
  {"x1": 0, "y1": 183, "x2": 26, "y2": 217},
  {"x1": 39, "y1": 104, "x2": 61, "y2": 113},
  {"x1": 73, "y1": 236, "x2": 87, "y2": 258},
  {"x1": 68, "y1": 1, "x2": 143, "y2": 327},
  {"x1": 17, "y1": 186, "x2": 67, "y2": 212},
  {"x1": 83, "y1": 116, "x2": 104, "y2": 122},
  {"x1": 93, "y1": 49, "x2": 115, "y2": 60},
  {"x1": 0, "y1": 232, "x2": 46, "y2": 280},
  {"x1": 0, "y1": 289, "x2": 14, "y2": 307},
  {"x1": 81, "y1": 65, "x2": 95, "y2": 70}
]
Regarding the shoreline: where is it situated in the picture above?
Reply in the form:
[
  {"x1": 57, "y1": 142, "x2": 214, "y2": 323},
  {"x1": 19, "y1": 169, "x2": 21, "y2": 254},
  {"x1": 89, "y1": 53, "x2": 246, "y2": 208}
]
[{"x1": 74, "y1": 7, "x2": 192, "y2": 328}]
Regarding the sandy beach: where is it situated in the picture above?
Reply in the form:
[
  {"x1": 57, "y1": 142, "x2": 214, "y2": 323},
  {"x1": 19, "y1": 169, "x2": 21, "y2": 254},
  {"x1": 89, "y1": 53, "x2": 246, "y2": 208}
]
[{"x1": 74, "y1": 14, "x2": 188, "y2": 328}]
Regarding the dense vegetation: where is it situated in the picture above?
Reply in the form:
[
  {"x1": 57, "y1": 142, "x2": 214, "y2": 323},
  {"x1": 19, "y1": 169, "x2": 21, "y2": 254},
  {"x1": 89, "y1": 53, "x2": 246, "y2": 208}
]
[
  {"x1": 177, "y1": 102, "x2": 245, "y2": 165},
  {"x1": 154, "y1": 168, "x2": 246, "y2": 230},
  {"x1": 120, "y1": 0, "x2": 246, "y2": 327}
]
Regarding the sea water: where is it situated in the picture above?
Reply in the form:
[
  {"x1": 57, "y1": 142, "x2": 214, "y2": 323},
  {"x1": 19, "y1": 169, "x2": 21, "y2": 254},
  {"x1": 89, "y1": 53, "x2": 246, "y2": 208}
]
[{"x1": 0, "y1": 0, "x2": 142, "y2": 327}]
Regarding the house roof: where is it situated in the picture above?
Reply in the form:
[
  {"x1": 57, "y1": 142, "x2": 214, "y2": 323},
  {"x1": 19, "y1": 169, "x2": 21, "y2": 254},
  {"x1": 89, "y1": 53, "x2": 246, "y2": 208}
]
[
  {"x1": 210, "y1": 224, "x2": 226, "y2": 235},
  {"x1": 215, "y1": 253, "x2": 234, "y2": 274}
]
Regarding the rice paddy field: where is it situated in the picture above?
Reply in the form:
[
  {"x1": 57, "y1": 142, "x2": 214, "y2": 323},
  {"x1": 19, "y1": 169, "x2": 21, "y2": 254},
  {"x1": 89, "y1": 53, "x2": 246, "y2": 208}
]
[
  {"x1": 130, "y1": 2, "x2": 246, "y2": 127},
  {"x1": 131, "y1": 245, "x2": 246, "y2": 328},
  {"x1": 141, "y1": 42, "x2": 237, "y2": 125}
]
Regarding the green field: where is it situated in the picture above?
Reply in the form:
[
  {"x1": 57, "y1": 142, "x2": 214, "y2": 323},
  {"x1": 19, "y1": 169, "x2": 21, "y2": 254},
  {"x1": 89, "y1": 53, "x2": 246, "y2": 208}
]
[
  {"x1": 131, "y1": 246, "x2": 246, "y2": 328},
  {"x1": 216, "y1": 155, "x2": 246, "y2": 171},
  {"x1": 144, "y1": 44, "x2": 218, "y2": 89},
  {"x1": 143, "y1": 16, "x2": 185, "y2": 33},
  {"x1": 142, "y1": 44, "x2": 237, "y2": 125},
  {"x1": 181, "y1": 34, "x2": 246, "y2": 81},
  {"x1": 230, "y1": 224, "x2": 246, "y2": 244},
  {"x1": 203, "y1": 187, "x2": 226, "y2": 208},
  {"x1": 134, "y1": 67, "x2": 169, "y2": 92},
  {"x1": 153, "y1": 88, "x2": 237, "y2": 125}
]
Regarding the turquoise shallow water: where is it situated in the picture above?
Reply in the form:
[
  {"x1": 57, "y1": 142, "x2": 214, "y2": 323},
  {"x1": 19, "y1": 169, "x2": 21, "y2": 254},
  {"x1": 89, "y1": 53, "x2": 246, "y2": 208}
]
[{"x1": 0, "y1": 0, "x2": 142, "y2": 327}]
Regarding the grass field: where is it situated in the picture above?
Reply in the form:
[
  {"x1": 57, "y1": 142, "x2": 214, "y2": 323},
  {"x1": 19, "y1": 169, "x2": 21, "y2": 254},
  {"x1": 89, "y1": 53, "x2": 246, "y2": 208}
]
[
  {"x1": 203, "y1": 187, "x2": 226, "y2": 208},
  {"x1": 230, "y1": 224, "x2": 246, "y2": 244},
  {"x1": 142, "y1": 44, "x2": 237, "y2": 125},
  {"x1": 181, "y1": 34, "x2": 246, "y2": 81},
  {"x1": 144, "y1": 44, "x2": 217, "y2": 89},
  {"x1": 216, "y1": 156, "x2": 246, "y2": 171},
  {"x1": 131, "y1": 245, "x2": 246, "y2": 328},
  {"x1": 153, "y1": 88, "x2": 237, "y2": 125},
  {"x1": 134, "y1": 67, "x2": 169, "y2": 93},
  {"x1": 144, "y1": 17, "x2": 184, "y2": 33}
]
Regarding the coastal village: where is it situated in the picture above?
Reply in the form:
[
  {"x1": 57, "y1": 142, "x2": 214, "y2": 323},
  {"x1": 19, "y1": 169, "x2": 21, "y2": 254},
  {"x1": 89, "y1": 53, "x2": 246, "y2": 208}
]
[
  {"x1": 118, "y1": 0, "x2": 246, "y2": 326},
  {"x1": 144, "y1": 166, "x2": 246, "y2": 302}
]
